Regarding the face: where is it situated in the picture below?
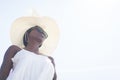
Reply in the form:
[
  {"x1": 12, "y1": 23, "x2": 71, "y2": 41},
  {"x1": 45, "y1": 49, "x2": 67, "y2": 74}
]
[{"x1": 28, "y1": 28, "x2": 46, "y2": 43}]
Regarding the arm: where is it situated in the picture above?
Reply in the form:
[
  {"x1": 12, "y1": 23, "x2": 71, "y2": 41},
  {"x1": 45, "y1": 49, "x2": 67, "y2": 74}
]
[
  {"x1": 48, "y1": 56, "x2": 57, "y2": 80},
  {"x1": 0, "y1": 45, "x2": 21, "y2": 80}
]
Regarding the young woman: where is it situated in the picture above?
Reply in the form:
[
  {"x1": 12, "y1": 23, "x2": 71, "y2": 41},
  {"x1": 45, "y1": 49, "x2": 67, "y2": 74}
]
[{"x1": 0, "y1": 16, "x2": 59, "y2": 80}]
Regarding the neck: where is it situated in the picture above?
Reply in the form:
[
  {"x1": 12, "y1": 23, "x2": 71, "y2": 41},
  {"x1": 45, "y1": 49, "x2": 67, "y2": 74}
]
[{"x1": 24, "y1": 43, "x2": 40, "y2": 54}]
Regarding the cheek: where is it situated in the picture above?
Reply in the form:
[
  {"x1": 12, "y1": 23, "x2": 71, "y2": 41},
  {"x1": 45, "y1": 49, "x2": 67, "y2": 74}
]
[{"x1": 29, "y1": 34, "x2": 45, "y2": 42}]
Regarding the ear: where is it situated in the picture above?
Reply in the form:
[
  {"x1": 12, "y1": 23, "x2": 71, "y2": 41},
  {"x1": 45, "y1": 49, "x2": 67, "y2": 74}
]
[{"x1": 25, "y1": 32, "x2": 29, "y2": 42}]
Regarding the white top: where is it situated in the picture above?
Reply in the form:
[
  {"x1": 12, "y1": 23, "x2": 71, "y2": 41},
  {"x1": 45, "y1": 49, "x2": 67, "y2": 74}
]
[{"x1": 6, "y1": 49, "x2": 54, "y2": 80}]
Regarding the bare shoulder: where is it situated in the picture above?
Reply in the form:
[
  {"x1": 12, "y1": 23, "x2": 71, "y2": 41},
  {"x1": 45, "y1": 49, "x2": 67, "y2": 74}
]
[
  {"x1": 4, "y1": 45, "x2": 21, "y2": 58},
  {"x1": 7, "y1": 45, "x2": 21, "y2": 51}
]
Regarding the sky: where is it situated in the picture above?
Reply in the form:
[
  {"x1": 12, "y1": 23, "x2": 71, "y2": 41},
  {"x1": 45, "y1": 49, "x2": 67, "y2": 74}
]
[{"x1": 0, "y1": 0, "x2": 120, "y2": 80}]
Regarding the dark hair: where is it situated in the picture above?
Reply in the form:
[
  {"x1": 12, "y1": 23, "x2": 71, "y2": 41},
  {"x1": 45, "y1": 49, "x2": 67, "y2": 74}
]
[{"x1": 23, "y1": 25, "x2": 48, "y2": 47}]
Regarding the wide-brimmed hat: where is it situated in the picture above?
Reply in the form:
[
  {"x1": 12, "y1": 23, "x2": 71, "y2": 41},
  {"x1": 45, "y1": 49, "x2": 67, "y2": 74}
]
[{"x1": 10, "y1": 16, "x2": 60, "y2": 55}]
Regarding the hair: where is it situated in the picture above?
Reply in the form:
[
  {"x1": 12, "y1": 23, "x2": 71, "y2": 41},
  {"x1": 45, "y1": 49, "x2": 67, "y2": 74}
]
[{"x1": 23, "y1": 25, "x2": 48, "y2": 47}]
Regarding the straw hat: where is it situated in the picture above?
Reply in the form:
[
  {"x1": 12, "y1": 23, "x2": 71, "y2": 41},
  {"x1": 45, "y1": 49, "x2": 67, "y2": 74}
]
[{"x1": 10, "y1": 16, "x2": 60, "y2": 56}]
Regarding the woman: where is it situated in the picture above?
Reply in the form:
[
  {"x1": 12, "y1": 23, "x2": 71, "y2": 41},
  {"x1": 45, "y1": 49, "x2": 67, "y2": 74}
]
[{"x1": 0, "y1": 16, "x2": 59, "y2": 80}]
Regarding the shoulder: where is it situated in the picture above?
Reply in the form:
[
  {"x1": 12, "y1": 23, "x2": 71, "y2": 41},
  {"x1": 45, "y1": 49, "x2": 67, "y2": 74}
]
[
  {"x1": 4, "y1": 45, "x2": 21, "y2": 58},
  {"x1": 48, "y1": 56, "x2": 54, "y2": 61},
  {"x1": 8, "y1": 45, "x2": 21, "y2": 50},
  {"x1": 6, "y1": 45, "x2": 21, "y2": 54},
  {"x1": 42, "y1": 54, "x2": 54, "y2": 61},
  {"x1": 47, "y1": 56, "x2": 55, "y2": 66}
]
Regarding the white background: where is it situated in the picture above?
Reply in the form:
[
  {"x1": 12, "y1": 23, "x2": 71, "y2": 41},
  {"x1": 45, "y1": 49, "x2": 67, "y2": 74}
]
[{"x1": 0, "y1": 0, "x2": 120, "y2": 80}]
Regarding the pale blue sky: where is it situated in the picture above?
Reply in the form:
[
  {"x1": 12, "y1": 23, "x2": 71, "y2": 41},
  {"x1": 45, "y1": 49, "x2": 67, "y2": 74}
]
[{"x1": 0, "y1": 0, "x2": 120, "y2": 80}]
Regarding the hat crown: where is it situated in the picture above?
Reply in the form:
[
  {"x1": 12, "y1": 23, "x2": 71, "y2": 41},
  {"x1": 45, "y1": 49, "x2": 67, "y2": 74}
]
[{"x1": 26, "y1": 9, "x2": 40, "y2": 17}]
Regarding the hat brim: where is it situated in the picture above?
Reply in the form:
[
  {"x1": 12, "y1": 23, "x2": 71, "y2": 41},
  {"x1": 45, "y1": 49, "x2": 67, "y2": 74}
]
[{"x1": 10, "y1": 16, "x2": 60, "y2": 55}]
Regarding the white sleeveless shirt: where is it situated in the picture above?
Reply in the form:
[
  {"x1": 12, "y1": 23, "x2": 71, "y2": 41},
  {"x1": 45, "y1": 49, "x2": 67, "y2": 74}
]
[{"x1": 7, "y1": 49, "x2": 54, "y2": 80}]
